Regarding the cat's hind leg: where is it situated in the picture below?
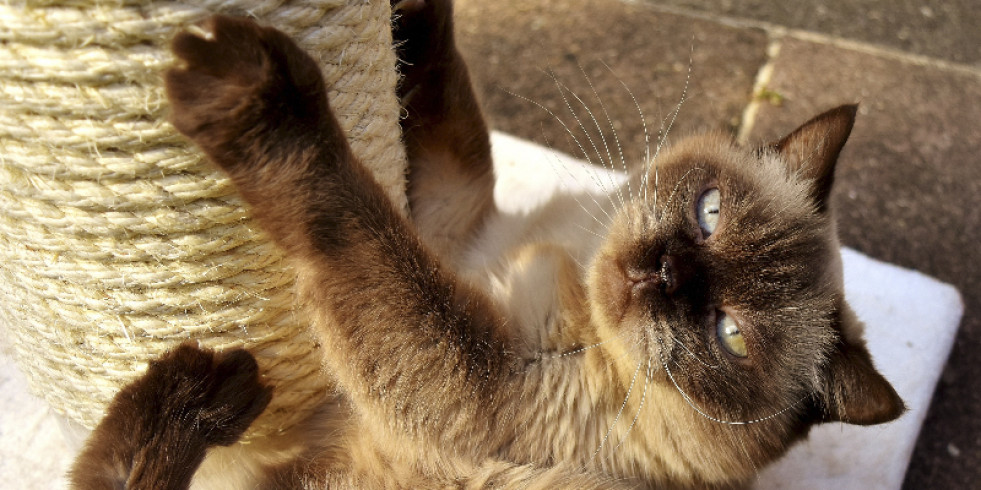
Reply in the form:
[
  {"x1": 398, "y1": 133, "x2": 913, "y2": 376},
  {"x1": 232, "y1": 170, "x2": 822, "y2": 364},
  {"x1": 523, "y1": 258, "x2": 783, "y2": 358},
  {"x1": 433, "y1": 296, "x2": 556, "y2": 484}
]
[
  {"x1": 393, "y1": 0, "x2": 495, "y2": 263},
  {"x1": 69, "y1": 343, "x2": 271, "y2": 490}
]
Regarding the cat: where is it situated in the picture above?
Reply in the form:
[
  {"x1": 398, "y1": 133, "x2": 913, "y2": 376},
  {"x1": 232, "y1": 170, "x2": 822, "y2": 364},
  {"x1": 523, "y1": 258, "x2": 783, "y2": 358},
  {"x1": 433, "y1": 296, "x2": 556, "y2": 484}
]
[{"x1": 70, "y1": 1, "x2": 904, "y2": 488}]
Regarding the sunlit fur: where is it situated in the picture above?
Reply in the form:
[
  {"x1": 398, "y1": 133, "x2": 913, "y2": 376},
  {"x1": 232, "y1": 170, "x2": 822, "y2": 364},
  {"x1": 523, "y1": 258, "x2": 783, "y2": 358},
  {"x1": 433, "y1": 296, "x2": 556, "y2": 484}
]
[
  {"x1": 444, "y1": 131, "x2": 839, "y2": 486},
  {"x1": 72, "y1": 6, "x2": 903, "y2": 489}
]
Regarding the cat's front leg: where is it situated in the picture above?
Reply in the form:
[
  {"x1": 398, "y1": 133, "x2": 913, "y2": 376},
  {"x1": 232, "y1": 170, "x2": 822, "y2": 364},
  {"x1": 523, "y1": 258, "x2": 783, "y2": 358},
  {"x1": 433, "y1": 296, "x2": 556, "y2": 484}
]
[
  {"x1": 70, "y1": 344, "x2": 271, "y2": 490},
  {"x1": 166, "y1": 16, "x2": 532, "y2": 459}
]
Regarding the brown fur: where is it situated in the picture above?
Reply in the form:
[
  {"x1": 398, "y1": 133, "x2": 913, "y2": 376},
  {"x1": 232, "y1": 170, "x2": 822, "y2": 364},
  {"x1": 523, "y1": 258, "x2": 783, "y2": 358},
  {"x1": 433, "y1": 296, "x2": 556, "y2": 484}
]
[
  {"x1": 71, "y1": 2, "x2": 903, "y2": 488},
  {"x1": 69, "y1": 344, "x2": 270, "y2": 490}
]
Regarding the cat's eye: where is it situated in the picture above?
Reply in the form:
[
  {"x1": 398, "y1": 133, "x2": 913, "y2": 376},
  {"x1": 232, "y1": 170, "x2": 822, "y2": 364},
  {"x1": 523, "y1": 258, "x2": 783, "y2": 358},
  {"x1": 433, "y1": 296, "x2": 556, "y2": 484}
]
[
  {"x1": 716, "y1": 312, "x2": 747, "y2": 358},
  {"x1": 696, "y1": 188, "x2": 721, "y2": 237}
]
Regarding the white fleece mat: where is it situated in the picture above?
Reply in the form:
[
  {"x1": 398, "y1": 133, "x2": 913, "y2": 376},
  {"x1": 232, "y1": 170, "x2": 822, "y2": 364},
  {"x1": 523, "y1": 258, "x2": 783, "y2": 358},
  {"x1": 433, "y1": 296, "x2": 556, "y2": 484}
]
[
  {"x1": 489, "y1": 131, "x2": 964, "y2": 489},
  {"x1": 0, "y1": 133, "x2": 963, "y2": 489}
]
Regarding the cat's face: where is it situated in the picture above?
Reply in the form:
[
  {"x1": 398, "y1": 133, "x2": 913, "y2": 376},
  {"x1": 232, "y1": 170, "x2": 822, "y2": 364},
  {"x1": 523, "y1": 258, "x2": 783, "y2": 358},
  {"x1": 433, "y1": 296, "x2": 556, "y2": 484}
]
[
  {"x1": 585, "y1": 106, "x2": 904, "y2": 478},
  {"x1": 591, "y1": 132, "x2": 837, "y2": 415}
]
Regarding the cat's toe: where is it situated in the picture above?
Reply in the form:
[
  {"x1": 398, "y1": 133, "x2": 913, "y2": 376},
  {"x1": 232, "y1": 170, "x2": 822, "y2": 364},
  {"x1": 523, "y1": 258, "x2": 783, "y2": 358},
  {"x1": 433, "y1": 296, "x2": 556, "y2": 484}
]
[
  {"x1": 166, "y1": 15, "x2": 330, "y2": 171},
  {"x1": 165, "y1": 16, "x2": 272, "y2": 147},
  {"x1": 204, "y1": 349, "x2": 273, "y2": 446},
  {"x1": 144, "y1": 342, "x2": 213, "y2": 384},
  {"x1": 170, "y1": 16, "x2": 267, "y2": 83},
  {"x1": 128, "y1": 343, "x2": 271, "y2": 447}
]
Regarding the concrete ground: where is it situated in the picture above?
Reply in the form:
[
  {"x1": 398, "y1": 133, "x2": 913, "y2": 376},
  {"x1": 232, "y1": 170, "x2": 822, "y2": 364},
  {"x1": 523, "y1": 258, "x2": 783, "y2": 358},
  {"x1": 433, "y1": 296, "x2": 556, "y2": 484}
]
[{"x1": 454, "y1": 0, "x2": 979, "y2": 488}]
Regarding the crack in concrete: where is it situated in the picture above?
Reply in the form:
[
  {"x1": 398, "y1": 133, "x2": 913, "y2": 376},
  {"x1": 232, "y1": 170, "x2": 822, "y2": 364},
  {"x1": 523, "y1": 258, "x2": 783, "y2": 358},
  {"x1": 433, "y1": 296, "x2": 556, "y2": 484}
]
[{"x1": 737, "y1": 37, "x2": 782, "y2": 145}]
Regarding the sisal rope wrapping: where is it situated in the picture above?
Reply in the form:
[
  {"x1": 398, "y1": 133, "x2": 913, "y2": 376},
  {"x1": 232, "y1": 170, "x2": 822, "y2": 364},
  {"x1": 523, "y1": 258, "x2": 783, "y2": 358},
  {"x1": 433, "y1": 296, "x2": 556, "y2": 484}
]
[{"x1": 0, "y1": 0, "x2": 407, "y2": 437}]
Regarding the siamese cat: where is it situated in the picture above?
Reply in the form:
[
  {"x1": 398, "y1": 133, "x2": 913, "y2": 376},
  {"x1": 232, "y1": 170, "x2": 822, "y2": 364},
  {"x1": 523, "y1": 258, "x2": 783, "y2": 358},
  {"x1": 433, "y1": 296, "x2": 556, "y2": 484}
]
[{"x1": 70, "y1": 1, "x2": 904, "y2": 488}]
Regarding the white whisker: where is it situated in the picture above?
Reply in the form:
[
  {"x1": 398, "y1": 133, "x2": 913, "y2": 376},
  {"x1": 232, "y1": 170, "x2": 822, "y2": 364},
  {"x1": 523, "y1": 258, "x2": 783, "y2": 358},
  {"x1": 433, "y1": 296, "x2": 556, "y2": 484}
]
[
  {"x1": 657, "y1": 337, "x2": 804, "y2": 425},
  {"x1": 557, "y1": 79, "x2": 630, "y2": 214},
  {"x1": 541, "y1": 70, "x2": 608, "y2": 171},
  {"x1": 601, "y1": 61, "x2": 652, "y2": 207},
  {"x1": 542, "y1": 70, "x2": 626, "y2": 213},
  {"x1": 734, "y1": 428, "x2": 762, "y2": 477},
  {"x1": 538, "y1": 130, "x2": 619, "y2": 226},
  {"x1": 593, "y1": 357, "x2": 645, "y2": 459},
  {"x1": 557, "y1": 66, "x2": 629, "y2": 213},
  {"x1": 669, "y1": 331, "x2": 721, "y2": 369},
  {"x1": 557, "y1": 71, "x2": 617, "y2": 174},
  {"x1": 575, "y1": 61, "x2": 637, "y2": 227},
  {"x1": 500, "y1": 87, "x2": 599, "y2": 169},
  {"x1": 574, "y1": 222, "x2": 606, "y2": 240},
  {"x1": 657, "y1": 166, "x2": 705, "y2": 222},
  {"x1": 503, "y1": 87, "x2": 625, "y2": 227},
  {"x1": 544, "y1": 330, "x2": 633, "y2": 359},
  {"x1": 648, "y1": 43, "x2": 694, "y2": 217},
  {"x1": 612, "y1": 358, "x2": 653, "y2": 453}
]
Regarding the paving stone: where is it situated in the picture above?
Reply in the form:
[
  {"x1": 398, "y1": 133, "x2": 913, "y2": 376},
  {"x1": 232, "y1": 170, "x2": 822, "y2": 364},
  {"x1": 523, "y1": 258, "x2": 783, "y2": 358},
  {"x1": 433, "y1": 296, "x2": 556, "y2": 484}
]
[
  {"x1": 744, "y1": 37, "x2": 981, "y2": 489},
  {"x1": 455, "y1": 0, "x2": 768, "y2": 171},
  {"x1": 648, "y1": 0, "x2": 981, "y2": 67}
]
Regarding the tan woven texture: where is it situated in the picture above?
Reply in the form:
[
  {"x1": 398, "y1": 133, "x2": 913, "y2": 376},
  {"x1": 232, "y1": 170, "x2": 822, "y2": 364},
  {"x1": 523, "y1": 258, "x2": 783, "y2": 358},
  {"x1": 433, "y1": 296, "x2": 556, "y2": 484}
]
[{"x1": 0, "y1": 0, "x2": 407, "y2": 438}]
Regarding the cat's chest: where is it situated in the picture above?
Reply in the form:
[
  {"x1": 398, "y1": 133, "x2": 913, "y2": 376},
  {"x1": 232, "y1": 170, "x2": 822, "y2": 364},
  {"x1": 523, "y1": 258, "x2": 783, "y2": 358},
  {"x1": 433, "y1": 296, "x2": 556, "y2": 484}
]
[{"x1": 459, "y1": 197, "x2": 607, "y2": 353}]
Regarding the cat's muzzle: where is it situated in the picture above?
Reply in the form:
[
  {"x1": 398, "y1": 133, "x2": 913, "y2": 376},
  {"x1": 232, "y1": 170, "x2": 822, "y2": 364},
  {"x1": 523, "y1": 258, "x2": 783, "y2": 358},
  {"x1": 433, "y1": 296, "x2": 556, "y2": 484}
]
[{"x1": 626, "y1": 253, "x2": 691, "y2": 298}]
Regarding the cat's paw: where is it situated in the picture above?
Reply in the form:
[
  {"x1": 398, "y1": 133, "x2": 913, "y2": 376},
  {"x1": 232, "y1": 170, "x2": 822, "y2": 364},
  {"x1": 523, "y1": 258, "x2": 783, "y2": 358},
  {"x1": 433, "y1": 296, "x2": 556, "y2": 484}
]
[
  {"x1": 392, "y1": 0, "x2": 455, "y2": 87},
  {"x1": 165, "y1": 15, "x2": 329, "y2": 169},
  {"x1": 126, "y1": 343, "x2": 272, "y2": 447}
]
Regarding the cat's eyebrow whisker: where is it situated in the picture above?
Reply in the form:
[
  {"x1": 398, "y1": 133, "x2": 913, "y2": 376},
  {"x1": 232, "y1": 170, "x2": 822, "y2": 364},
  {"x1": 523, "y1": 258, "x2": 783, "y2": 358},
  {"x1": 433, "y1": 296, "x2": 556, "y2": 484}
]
[
  {"x1": 650, "y1": 87, "x2": 689, "y2": 216},
  {"x1": 632, "y1": 164, "x2": 705, "y2": 270},
  {"x1": 647, "y1": 44, "x2": 694, "y2": 219},
  {"x1": 653, "y1": 166, "x2": 705, "y2": 225},
  {"x1": 601, "y1": 60, "x2": 650, "y2": 226},
  {"x1": 656, "y1": 337, "x2": 806, "y2": 426}
]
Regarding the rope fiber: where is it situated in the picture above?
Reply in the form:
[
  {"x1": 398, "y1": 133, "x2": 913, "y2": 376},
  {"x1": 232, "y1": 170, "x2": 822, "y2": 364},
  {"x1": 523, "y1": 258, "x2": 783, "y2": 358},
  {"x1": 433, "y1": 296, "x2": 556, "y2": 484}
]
[{"x1": 0, "y1": 0, "x2": 407, "y2": 438}]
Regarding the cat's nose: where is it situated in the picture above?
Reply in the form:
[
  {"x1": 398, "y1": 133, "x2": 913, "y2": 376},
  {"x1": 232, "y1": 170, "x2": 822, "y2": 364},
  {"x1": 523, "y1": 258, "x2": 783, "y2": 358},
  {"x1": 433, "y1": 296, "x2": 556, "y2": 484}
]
[
  {"x1": 625, "y1": 253, "x2": 692, "y2": 297},
  {"x1": 658, "y1": 254, "x2": 691, "y2": 295}
]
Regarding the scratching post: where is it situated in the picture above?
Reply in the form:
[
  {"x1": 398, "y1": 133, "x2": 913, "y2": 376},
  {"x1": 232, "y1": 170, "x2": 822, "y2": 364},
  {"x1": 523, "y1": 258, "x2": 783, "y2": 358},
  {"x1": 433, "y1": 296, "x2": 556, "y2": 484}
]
[{"x1": 0, "y1": 0, "x2": 407, "y2": 438}]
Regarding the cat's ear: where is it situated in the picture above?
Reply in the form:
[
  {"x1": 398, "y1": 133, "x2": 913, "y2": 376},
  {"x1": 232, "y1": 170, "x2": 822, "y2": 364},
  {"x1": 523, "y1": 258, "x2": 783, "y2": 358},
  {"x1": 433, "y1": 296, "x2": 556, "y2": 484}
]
[
  {"x1": 767, "y1": 104, "x2": 857, "y2": 213},
  {"x1": 816, "y1": 312, "x2": 905, "y2": 425}
]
